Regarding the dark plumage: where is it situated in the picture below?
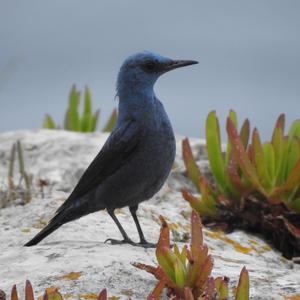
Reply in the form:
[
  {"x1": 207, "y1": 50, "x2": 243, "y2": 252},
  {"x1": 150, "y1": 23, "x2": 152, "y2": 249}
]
[{"x1": 25, "y1": 51, "x2": 198, "y2": 247}]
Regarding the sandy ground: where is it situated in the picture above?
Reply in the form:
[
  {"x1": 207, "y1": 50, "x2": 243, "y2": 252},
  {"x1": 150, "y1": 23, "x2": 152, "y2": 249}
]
[{"x1": 0, "y1": 130, "x2": 299, "y2": 299}]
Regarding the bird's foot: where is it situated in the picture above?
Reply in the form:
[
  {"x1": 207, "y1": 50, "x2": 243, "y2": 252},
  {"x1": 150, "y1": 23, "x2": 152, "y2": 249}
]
[
  {"x1": 104, "y1": 238, "x2": 156, "y2": 248},
  {"x1": 138, "y1": 241, "x2": 157, "y2": 248},
  {"x1": 105, "y1": 238, "x2": 137, "y2": 246},
  {"x1": 138, "y1": 239, "x2": 157, "y2": 248}
]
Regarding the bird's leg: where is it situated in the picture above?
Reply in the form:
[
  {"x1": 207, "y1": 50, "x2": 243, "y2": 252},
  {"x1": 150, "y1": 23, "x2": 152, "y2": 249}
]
[
  {"x1": 105, "y1": 209, "x2": 136, "y2": 245},
  {"x1": 129, "y1": 205, "x2": 156, "y2": 248}
]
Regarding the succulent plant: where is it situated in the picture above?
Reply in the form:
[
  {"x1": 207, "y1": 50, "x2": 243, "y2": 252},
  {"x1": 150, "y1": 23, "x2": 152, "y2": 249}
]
[
  {"x1": 1, "y1": 140, "x2": 32, "y2": 208},
  {"x1": 43, "y1": 85, "x2": 117, "y2": 133},
  {"x1": 182, "y1": 111, "x2": 300, "y2": 259},
  {"x1": 0, "y1": 280, "x2": 108, "y2": 300},
  {"x1": 134, "y1": 210, "x2": 249, "y2": 299},
  {"x1": 102, "y1": 108, "x2": 118, "y2": 133}
]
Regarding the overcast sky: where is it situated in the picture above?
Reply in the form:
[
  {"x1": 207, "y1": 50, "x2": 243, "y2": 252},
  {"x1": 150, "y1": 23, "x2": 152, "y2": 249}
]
[{"x1": 1, "y1": 0, "x2": 300, "y2": 139}]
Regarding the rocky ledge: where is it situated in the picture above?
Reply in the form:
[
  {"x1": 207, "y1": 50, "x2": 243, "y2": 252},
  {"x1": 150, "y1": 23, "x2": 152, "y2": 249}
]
[{"x1": 0, "y1": 130, "x2": 299, "y2": 299}]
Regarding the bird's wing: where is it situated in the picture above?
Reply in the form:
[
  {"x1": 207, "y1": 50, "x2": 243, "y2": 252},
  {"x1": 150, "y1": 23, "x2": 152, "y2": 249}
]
[{"x1": 56, "y1": 118, "x2": 140, "y2": 213}]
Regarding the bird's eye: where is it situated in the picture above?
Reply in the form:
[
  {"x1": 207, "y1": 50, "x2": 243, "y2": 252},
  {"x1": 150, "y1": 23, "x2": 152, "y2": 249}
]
[{"x1": 143, "y1": 61, "x2": 156, "y2": 72}]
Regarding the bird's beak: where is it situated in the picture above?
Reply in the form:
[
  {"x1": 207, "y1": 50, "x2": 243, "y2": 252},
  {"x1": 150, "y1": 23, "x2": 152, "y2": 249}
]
[{"x1": 163, "y1": 60, "x2": 198, "y2": 72}]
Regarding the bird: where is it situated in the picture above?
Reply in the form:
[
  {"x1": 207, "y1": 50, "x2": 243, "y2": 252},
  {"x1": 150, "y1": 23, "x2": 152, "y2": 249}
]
[{"x1": 24, "y1": 51, "x2": 198, "y2": 247}]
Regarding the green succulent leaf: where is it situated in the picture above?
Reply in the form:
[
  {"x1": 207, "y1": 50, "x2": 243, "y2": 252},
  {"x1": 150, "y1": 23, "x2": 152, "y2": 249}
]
[
  {"x1": 289, "y1": 197, "x2": 300, "y2": 212},
  {"x1": 235, "y1": 267, "x2": 249, "y2": 300},
  {"x1": 43, "y1": 114, "x2": 56, "y2": 129},
  {"x1": 182, "y1": 175, "x2": 218, "y2": 217},
  {"x1": 206, "y1": 111, "x2": 227, "y2": 193},
  {"x1": 174, "y1": 258, "x2": 186, "y2": 288},
  {"x1": 66, "y1": 85, "x2": 80, "y2": 131},
  {"x1": 271, "y1": 121, "x2": 284, "y2": 184},
  {"x1": 276, "y1": 137, "x2": 290, "y2": 184},
  {"x1": 282, "y1": 157, "x2": 300, "y2": 201},
  {"x1": 90, "y1": 109, "x2": 100, "y2": 132},
  {"x1": 103, "y1": 108, "x2": 117, "y2": 132},
  {"x1": 225, "y1": 110, "x2": 238, "y2": 164},
  {"x1": 215, "y1": 277, "x2": 229, "y2": 299},
  {"x1": 80, "y1": 86, "x2": 92, "y2": 132},
  {"x1": 288, "y1": 119, "x2": 300, "y2": 141},
  {"x1": 45, "y1": 289, "x2": 64, "y2": 300},
  {"x1": 199, "y1": 180, "x2": 217, "y2": 215},
  {"x1": 156, "y1": 248, "x2": 175, "y2": 282},
  {"x1": 84, "y1": 86, "x2": 92, "y2": 116},
  {"x1": 286, "y1": 138, "x2": 300, "y2": 176},
  {"x1": 263, "y1": 142, "x2": 275, "y2": 188},
  {"x1": 252, "y1": 129, "x2": 270, "y2": 189},
  {"x1": 239, "y1": 119, "x2": 250, "y2": 149}
]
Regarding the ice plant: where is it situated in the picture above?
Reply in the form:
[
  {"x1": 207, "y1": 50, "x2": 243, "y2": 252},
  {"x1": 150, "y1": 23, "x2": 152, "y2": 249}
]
[
  {"x1": 102, "y1": 108, "x2": 118, "y2": 133},
  {"x1": 133, "y1": 210, "x2": 249, "y2": 299},
  {"x1": 43, "y1": 85, "x2": 117, "y2": 132},
  {"x1": 182, "y1": 111, "x2": 300, "y2": 259},
  {"x1": 1, "y1": 141, "x2": 32, "y2": 208},
  {"x1": 227, "y1": 114, "x2": 300, "y2": 209},
  {"x1": 0, "y1": 280, "x2": 108, "y2": 300}
]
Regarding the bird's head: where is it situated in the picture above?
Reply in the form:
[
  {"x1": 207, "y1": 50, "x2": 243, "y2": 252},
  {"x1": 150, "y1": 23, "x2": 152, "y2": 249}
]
[{"x1": 116, "y1": 51, "x2": 198, "y2": 96}]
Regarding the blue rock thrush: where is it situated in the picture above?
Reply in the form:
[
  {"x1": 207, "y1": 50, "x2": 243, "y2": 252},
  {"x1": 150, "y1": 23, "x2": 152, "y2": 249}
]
[{"x1": 24, "y1": 51, "x2": 198, "y2": 247}]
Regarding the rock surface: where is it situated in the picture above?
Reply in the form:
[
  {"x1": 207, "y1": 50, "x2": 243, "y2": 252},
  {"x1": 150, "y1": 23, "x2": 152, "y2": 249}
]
[{"x1": 0, "y1": 130, "x2": 299, "y2": 299}]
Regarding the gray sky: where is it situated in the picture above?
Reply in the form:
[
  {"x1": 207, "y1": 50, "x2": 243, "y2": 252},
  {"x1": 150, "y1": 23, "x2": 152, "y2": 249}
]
[{"x1": 1, "y1": 0, "x2": 300, "y2": 139}]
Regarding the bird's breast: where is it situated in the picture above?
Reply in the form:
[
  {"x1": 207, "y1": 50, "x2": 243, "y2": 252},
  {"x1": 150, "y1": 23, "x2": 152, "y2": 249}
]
[
  {"x1": 100, "y1": 99, "x2": 176, "y2": 209},
  {"x1": 135, "y1": 113, "x2": 176, "y2": 195}
]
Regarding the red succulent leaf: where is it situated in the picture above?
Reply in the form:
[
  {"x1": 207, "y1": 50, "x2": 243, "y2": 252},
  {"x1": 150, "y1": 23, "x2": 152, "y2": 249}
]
[
  {"x1": 202, "y1": 277, "x2": 216, "y2": 299},
  {"x1": 186, "y1": 255, "x2": 201, "y2": 288},
  {"x1": 157, "y1": 215, "x2": 170, "y2": 249},
  {"x1": 132, "y1": 263, "x2": 165, "y2": 281},
  {"x1": 227, "y1": 118, "x2": 265, "y2": 195},
  {"x1": 282, "y1": 157, "x2": 300, "y2": 192},
  {"x1": 147, "y1": 280, "x2": 166, "y2": 300},
  {"x1": 182, "y1": 138, "x2": 202, "y2": 191},
  {"x1": 191, "y1": 210, "x2": 203, "y2": 256},
  {"x1": 283, "y1": 218, "x2": 300, "y2": 238},
  {"x1": 271, "y1": 114, "x2": 285, "y2": 144},
  {"x1": 25, "y1": 280, "x2": 34, "y2": 300},
  {"x1": 196, "y1": 256, "x2": 213, "y2": 290},
  {"x1": 183, "y1": 287, "x2": 195, "y2": 300},
  {"x1": 181, "y1": 188, "x2": 202, "y2": 212},
  {"x1": 199, "y1": 177, "x2": 215, "y2": 200},
  {"x1": 247, "y1": 144, "x2": 254, "y2": 163},
  {"x1": 227, "y1": 154, "x2": 251, "y2": 197},
  {"x1": 270, "y1": 156, "x2": 300, "y2": 201},
  {"x1": 0, "y1": 290, "x2": 6, "y2": 300},
  {"x1": 97, "y1": 289, "x2": 107, "y2": 300},
  {"x1": 42, "y1": 292, "x2": 48, "y2": 300},
  {"x1": 11, "y1": 285, "x2": 18, "y2": 300}
]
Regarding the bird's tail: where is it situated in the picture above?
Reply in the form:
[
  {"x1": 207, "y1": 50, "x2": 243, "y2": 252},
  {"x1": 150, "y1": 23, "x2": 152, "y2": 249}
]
[{"x1": 24, "y1": 213, "x2": 65, "y2": 247}]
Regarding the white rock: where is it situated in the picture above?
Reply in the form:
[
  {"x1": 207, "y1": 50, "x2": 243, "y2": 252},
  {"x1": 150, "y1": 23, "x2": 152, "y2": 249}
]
[{"x1": 0, "y1": 130, "x2": 299, "y2": 299}]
